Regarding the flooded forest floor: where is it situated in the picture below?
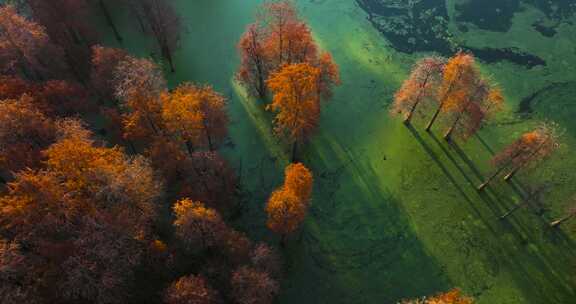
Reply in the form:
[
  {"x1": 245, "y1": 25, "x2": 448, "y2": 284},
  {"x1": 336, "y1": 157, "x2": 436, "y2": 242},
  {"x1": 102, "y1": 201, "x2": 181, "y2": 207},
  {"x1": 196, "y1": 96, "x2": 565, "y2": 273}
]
[{"x1": 94, "y1": 0, "x2": 576, "y2": 303}]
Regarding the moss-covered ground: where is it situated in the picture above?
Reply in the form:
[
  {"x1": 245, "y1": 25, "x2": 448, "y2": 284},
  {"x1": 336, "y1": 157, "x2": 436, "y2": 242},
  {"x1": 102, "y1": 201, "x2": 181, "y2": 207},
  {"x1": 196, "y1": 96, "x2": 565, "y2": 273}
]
[{"x1": 95, "y1": 1, "x2": 576, "y2": 303}]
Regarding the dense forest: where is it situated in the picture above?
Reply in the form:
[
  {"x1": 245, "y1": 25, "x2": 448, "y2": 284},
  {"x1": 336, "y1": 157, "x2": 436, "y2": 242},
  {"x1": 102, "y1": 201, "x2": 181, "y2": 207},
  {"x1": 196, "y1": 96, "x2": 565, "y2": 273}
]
[{"x1": 1, "y1": 0, "x2": 575, "y2": 303}]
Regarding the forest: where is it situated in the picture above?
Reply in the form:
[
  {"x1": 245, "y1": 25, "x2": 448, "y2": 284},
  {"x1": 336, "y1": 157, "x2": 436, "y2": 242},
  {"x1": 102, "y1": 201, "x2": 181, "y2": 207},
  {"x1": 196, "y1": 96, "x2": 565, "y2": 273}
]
[{"x1": 1, "y1": 0, "x2": 575, "y2": 303}]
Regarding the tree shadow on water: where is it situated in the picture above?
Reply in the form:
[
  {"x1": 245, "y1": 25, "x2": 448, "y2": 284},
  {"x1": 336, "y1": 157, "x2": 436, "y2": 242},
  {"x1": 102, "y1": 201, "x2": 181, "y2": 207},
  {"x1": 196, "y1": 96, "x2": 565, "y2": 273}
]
[{"x1": 278, "y1": 131, "x2": 453, "y2": 304}]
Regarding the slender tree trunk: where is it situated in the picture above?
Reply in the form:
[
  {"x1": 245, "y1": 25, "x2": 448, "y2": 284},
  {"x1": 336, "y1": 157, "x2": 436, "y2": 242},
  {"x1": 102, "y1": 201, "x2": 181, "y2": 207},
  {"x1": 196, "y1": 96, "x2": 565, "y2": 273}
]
[
  {"x1": 99, "y1": 0, "x2": 123, "y2": 43},
  {"x1": 500, "y1": 203, "x2": 523, "y2": 219},
  {"x1": 280, "y1": 234, "x2": 286, "y2": 249},
  {"x1": 164, "y1": 46, "x2": 175, "y2": 72},
  {"x1": 444, "y1": 111, "x2": 463, "y2": 141},
  {"x1": 185, "y1": 141, "x2": 194, "y2": 155},
  {"x1": 404, "y1": 98, "x2": 420, "y2": 125},
  {"x1": 426, "y1": 99, "x2": 446, "y2": 132},
  {"x1": 477, "y1": 164, "x2": 508, "y2": 191},
  {"x1": 404, "y1": 75, "x2": 430, "y2": 125},
  {"x1": 291, "y1": 141, "x2": 298, "y2": 163},
  {"x1": 550, "y1": 214, "x2": 574, "y2": 228}
]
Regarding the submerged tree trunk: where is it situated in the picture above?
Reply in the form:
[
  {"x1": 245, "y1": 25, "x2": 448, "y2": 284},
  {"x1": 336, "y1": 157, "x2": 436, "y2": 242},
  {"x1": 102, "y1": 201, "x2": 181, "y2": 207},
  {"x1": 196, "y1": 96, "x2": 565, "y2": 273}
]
[
  {"x1": 99, "y1": 0, "x2": 123, "y2": 42},
  {"x1": 500, "y1": 203, "x2": 524, "y2": 219},
  {"x1": 550, "y1": 214, "x2": 574, "y2": 228},
  {"x1": 291, "y1": 141, "x2": 298, "y2": 163}
]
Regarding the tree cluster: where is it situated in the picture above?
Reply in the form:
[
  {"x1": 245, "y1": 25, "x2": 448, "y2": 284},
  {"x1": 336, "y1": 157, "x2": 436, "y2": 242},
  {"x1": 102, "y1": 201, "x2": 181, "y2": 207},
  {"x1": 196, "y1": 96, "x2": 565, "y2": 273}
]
[{"x1": 0, "y1": 2, "x2": 285, "y2": 304}]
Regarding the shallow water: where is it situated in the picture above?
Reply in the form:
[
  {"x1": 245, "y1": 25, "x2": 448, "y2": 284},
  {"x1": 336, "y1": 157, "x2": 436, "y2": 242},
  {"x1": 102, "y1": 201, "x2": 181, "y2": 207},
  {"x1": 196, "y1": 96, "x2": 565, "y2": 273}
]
[{"x1": 97, "y1": 0, "x2": 576, "y2": 303}]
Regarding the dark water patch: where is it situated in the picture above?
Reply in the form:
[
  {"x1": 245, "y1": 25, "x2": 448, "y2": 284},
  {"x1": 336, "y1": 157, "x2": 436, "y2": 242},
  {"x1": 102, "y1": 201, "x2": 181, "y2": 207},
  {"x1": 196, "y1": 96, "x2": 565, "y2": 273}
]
[
  {"x1": 524, "y1": 0, "x2": 576, "y2": 20},
  {"x1": 517, "y1": 82, "x2": 574, "y2": 113},
  {"x1": 356, "y1": 0, "x2": 546, "y2": 69},
  {"x1": 355, "y1": 0, "x2": 453, "y2": 54},
  {"x1": 455, "y1": 0, "x2": 520, "y2": 32},
  {"x1": 532, "y1": 20, "x2": 558, "y2": 37},
  {"x1": 462, "y1": 46, "x2": 546, "y2": 68}
]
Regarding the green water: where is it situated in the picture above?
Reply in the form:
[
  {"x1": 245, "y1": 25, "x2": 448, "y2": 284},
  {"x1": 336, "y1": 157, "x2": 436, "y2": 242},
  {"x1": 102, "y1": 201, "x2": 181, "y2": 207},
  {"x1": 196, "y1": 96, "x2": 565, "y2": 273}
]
[{"x1": 97, "y1": 0, "x2": 576, "y2": 303}]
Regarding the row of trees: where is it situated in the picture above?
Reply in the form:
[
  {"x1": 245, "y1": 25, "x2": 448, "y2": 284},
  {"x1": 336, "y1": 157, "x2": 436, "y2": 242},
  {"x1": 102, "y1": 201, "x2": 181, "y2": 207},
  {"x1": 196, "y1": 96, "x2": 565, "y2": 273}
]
[{"x1": 391, "y1": 54, "x2": 573, "y2": 227}]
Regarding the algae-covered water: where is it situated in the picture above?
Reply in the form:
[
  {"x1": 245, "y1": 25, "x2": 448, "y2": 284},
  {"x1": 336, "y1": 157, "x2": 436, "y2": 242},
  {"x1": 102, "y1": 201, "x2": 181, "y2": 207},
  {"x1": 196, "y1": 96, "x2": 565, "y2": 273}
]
[{"x1": 97, "y1": 0, "x2": 576, "y2": 303}]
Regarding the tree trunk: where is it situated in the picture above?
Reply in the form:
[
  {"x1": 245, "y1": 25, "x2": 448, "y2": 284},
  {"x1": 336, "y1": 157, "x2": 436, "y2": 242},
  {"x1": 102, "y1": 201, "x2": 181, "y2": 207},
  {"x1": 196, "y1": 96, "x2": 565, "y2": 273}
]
[
  {"x1": 550, "y1": 214, "x2": 574, "y2": 228},
  {"x1": 477, "y1": 164, "x2": 508, "y2": 191},
  {"x1": 404, "y1": 74, "x2": 430, "y2": 125},
  {"x1": 99, "y1": 0, "x2": 123, "y2": 43},
  {"x1": 404, "y1": 98, "x2": 420, "y2": 125},
  {"x1": 164, "y1": 46, "x2": 175, "y2": 72},
  {"x1": 280, "y1": 234, "x2": 286, "y2": 249},
  {"x1": 425, "y1": 99, "x2": 445, "y2": 132},
  {"x1": 443, "y1": 112, "x2": 463, "y2": 141},
  {"x1": 500, "y1": 203, "x2": 523, "y2": 219},
  {"x1": 291, "y1": 141, "x2": 298, "y2": 163}
]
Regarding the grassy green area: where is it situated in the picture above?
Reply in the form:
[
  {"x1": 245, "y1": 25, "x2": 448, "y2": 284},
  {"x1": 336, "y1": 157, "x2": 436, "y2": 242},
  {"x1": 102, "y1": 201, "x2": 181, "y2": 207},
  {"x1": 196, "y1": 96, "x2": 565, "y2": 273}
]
[{"x1": 95, "y1": 1, "x2": 576, "y2": 303}]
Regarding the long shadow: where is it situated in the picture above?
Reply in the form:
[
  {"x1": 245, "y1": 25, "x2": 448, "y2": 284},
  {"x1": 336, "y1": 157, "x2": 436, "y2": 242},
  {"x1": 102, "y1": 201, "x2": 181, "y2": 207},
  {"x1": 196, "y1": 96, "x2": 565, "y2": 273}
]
[
  {"x1": 449, "y1": 141, "x2": 485, "y2": 181},
  {"x1": 475, "y1": 133, "x2": 496, "y2": 155},
  {"x1": 405, "y1": 125, "x2": 475, "y2": 207},
  {"x1": 281, "y1": 130, "x2": 453, "y2": 303},
  {"x1": 427, "y1": 132, "x2": 512, "y2": 225}
]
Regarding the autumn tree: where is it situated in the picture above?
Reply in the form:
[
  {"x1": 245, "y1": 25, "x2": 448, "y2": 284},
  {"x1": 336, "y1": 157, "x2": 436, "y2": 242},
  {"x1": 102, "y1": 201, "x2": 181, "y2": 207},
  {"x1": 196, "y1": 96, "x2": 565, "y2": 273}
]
[
  {"x1": 132, "y1": 0, "x2": 181, "y2": 72},
  {"x1": 500, "y1": 184, "x2": 549, "y2": 219},
  {"x1": 36, "y1": 79, "x2": 91, "y2": 117},
  {"x1": 237, "y1": 23, "x2": 269, "y2": 99},
  {"x1": 24, "y1": 0, "x2": 98, "y2": 81},
  {"x1": 250, "y1": 243, "x2": 282, "y2": 279},
  {"x1": 402, "y1": 288, "x2": 473, "y2": 304},
  {"x1": 442, "y1": 77, "x2": 503, "y2": 141},
  {"x1": 266, "y1": 62, "x2": 321, "y2": 161},
  {"x1": 90, "y1": 45, "x2": 128, "y2": 101},
  {"x1": 265, "y1": 163, "x2": 313, "y2": 246},
  {"x1": 231, "y1": 266, "x2": 279, "y2": 304},
  {"x1": 237, "y1": 1, "x2": 340, "y2": 99},
  {"x1": 478, "y1": 122, "x2": 561, "y2": 190},
  {"x1": 113, "y1": 55, "x2": 166, "y2": 140},
  {"x1": 173, "y1": 198, "x2": 227, "y2": 252},
  {"x1": 391, "y1": 57, "x2": 445, "y2": 124},
  {"x1": 550, "y1": 197, "x2": 576, "y2": 228},
  {"x1": 179, "y1": 151, "x2": 238, "y2": 215},
  {"x1": 0, "y1": 239, "x2": 42, "y2": 304},
  {"x1": 162, "y1": 83, "x2": 229, "y2": 151},
  {"x1": 0, "y1": 122, "x2": 162, "y2": 303},
  {"x1": 0, "y1": 4, "x2": 63, "y2": 79},
  {"x1": 426, "y1": 52, "x2": 477, "y2": 131},
  {"x1": 164, "y1": 275, "x2": 220, "y2": 304},
  {"x1": 0, "y1": 75, "x2": 33, "y2": 100},
  {"x1": 0, "y1": 95, "x2": 56, "y2": 177}
]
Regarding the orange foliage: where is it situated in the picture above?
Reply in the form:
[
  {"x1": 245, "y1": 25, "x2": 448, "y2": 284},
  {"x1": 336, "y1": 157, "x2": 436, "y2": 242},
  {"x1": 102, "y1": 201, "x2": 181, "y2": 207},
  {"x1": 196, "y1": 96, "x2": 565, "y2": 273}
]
[
  {"x1": 164, "y1": 275, "x2": 220, "y2": 304},
  {"x1": 173, "y1": 198, "x2": 226, "y2": 251},
  {"x1": 439, "y1": 53, "x2": 477, "y2": 112},
  {"x1": 162, "y1": 83, "x2": 229, "y2": 151},
  {"x1": 283, "y1": 162, "x2": 313, "y2": 203},
  {"x1": 237, "y1": 1, "x2": 340, "y2": 99},
  {"x1": 113, "y1": 56, "x2": 166, "y2": 139},
  {"x1": 0, "y1": 95, "x2": 56, "y2": 174},
  {"x1": 492, "y1": 122, "x2": 561, "y2": 170},
  {"x1": 266, "y1": 188, "x2": 305, "y2": 235},
  {"x1": 402, "y1": 288, "x2": 473, "y2": 304},
  {"x1": 266, "y1": 63, "x2": 321, "y2": 145},
  {"x1": 391, "y1": 57, "x2": 445, "y2": 123},
  {"x1": 265, "y1": 163, "x2": 313, "y2": 236}
]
